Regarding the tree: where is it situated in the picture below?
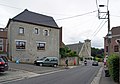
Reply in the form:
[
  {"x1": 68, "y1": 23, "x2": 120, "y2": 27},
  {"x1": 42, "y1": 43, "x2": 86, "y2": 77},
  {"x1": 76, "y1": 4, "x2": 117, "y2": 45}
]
[
  {"x1": 91, "y1": 47, "x2": 104, "y2": 59},
  {"x1": 59, "y1": 47, "x2": 78, "y2": 58}
]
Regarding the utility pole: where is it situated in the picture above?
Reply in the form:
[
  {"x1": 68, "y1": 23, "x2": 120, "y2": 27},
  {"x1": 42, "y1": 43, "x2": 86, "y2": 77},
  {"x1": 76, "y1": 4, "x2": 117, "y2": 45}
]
[{"x1": 98, "y1": 5, "x2": 111, "y2": 57}]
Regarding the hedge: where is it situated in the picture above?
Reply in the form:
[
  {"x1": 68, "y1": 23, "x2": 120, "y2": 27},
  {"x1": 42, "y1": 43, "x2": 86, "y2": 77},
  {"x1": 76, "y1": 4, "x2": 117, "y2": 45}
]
[{"x1": 107, "y1": 54, "x2": 119, "y2": 82}]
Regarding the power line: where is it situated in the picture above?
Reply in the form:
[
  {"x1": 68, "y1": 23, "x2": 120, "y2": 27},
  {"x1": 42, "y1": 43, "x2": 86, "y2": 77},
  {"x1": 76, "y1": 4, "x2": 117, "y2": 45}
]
[
  {"x1": 56, "y1": 10, "x2": 97, "y2": 21},
  {"x1": 91, "y1": 20, "x2": 108, "y2": 40},
  {"x1": 96, "y1": 0, "x2": 99, "y2": 10},
  {"x1": 91, "y1": 20, "x2": 105, "y2": 37},
  {"x1": 91, "y1": 14, "x2": 107, "y2": 38},
  {"x1": 0, "y1": 3, "x2": 23, "y2": 10}
]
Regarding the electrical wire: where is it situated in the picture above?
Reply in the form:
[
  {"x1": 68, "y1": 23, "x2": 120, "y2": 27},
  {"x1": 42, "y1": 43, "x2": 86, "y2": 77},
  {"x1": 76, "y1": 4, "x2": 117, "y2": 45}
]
[
  {"x1": 91, "y1": 20, "x2": 108, "y2": 40},
  {"x1": 56, "y1": 10, "x2": 97, "y2": 21},
  {"x1": 96, "y1": 0, "x2": 99, "y2": 10},
  {"x1": 107, "y1": 0, "x2": 109, "y2": 11},
  {"x1": 90, "y1": 14, "x2": 107, "y2": 38},
  {"x1": 0, "y1": 3, "x2": 23, "y2": 10}
]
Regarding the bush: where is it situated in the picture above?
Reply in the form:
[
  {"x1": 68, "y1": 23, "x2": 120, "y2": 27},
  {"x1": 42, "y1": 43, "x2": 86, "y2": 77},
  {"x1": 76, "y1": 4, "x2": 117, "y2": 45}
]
[{"x1": 107, "y1": 54, "x2": 119, "y2": 82}]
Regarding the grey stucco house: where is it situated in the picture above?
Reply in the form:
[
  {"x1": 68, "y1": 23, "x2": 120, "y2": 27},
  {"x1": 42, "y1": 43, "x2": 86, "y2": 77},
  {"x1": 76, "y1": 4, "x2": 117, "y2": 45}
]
[{"x1": 6, "y1": 9, "x2": 61, "y2": 63}]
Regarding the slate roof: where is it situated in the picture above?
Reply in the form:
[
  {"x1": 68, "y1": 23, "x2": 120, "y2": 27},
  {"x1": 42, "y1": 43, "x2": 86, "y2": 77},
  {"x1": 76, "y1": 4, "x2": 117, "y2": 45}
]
[
  {"x1": 12, "y1": 9, "x2": 59, "y2": 28},
  {"x1": 66, "y1": 42, "x2": 84, "y2": 54}
]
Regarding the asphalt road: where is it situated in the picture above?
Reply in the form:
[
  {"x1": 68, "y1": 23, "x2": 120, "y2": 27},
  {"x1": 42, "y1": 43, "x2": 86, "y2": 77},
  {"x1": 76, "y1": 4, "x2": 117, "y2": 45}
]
[
  {"x1": 9, "y1": 62, "x2": 61, "y2": 74},
  {"x1": 5, "y1": 65, "x2": 100, "y2": 84}
]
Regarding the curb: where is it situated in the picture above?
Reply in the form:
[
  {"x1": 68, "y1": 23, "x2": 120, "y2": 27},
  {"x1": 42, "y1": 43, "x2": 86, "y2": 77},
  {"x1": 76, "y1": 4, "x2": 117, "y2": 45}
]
[{"x1": 91, "y1": 67, "x2": 103, "y2": 84}]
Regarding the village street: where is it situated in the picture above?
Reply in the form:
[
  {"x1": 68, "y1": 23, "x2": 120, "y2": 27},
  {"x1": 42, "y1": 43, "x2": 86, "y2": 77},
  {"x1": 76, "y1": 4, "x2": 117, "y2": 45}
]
[{"x1": 0, "y1": 61, "x2": 101, "y2": 84}]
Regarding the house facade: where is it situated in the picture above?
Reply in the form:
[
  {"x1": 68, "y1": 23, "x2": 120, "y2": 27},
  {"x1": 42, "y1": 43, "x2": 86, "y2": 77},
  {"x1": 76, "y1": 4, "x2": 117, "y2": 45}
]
[
  {"x1": 104, "y1": 26, "x2": 120, "y2": 56},
  {"x1": 66, "y1": 39, "x2": 91, "y2": 59},
  {"x1": 7, "y1": 9, "x2": 61, "y2": 63},
  {"x1": 0, "y1": 28, "x2": 7, "y2": 54}
]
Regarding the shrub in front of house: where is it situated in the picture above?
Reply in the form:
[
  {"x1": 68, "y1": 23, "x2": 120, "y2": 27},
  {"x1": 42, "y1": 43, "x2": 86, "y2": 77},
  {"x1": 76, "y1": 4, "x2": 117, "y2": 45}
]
[{"x1": 107, "y1": 54, "x2": 119, "y2": 82}]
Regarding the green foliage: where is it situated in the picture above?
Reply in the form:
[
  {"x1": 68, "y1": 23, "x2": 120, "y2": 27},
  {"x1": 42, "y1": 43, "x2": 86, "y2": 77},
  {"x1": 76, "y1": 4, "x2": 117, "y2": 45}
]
[
  {"x1": 107, "y1": 54, "x2": 119, "y2": 82},
  {"x1": 59, "y1": 47, "x2": 78, "y2": 58},
  {"x1": 91, "y1": 47, "x2": 104, "y2": 59},
  {"x1": 95, "y1": 57, "x2": 101, "y2": 62}
]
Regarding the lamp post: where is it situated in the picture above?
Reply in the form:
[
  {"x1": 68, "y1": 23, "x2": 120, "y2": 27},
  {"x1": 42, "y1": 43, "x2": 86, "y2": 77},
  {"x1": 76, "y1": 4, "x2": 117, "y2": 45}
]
[{"x1": 98, "y1": 5, "x2": 111, "y2": 56}]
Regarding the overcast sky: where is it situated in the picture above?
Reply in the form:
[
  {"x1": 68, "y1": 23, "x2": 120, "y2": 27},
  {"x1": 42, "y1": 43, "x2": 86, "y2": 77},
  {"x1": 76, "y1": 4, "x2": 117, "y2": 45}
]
[{"x1": 0, "y1": 0, "x2": 120, "y2": 49}]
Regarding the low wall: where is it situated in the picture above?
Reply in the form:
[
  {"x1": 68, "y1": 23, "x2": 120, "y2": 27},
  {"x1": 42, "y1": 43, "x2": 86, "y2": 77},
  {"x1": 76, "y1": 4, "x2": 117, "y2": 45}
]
[{"x1": 59, "y1": 57, "x2": 79, "y2": 66}]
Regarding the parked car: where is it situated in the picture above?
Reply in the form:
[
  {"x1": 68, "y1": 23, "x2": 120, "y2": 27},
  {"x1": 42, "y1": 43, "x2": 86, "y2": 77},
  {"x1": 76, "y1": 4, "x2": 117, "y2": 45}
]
[
  {"x1": 34, "y1": 57, "x2": 58, "y2": 67},
  {"x1": 0, "y1": 56, "x2": 9, "y2": 72},
  {"x1": 92, "y1": 61, "x2": 98, "y2": 66}
]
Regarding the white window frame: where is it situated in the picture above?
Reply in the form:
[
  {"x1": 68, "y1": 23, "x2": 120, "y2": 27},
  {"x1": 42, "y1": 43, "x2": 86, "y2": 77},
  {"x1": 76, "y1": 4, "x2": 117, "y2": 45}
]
[
  {"x1": 34, "y1": 28, "x2": 39, "y2": 34},
  {"x1": 43, "y1": 29, "x2": 49, "y2": 36},
  {"x1": 0, "y1": 45, "x2": 3, "y2": 51},
  {"x1": 19, "y1": 27, "x2": 24, "y2": 34},
  {"x1": 15, "y1": 40, "x2": 27, "y2": 50},
  {"x1": 0, "y1": 39, "x2": 3, "y2": 51},
  {"x1": 36, "y1": 41, "x2": 46, "y2": 50}
]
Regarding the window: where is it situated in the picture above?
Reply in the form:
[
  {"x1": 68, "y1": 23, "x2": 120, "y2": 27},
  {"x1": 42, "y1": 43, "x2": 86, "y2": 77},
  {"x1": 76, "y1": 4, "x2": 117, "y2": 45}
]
[
  {"x1": 0, "y1": 39, "x2": 3, "y2": 51},
  {"x1": 114, "y1": 45, "x2": 119, "y2": 52},
  {"x1": 106, "y1": 46, "x2": 108, "y2": 52},
  {"x1": 19, "y1": 27, "x2": 24, "y2": 34},
  {"x1": 35, "y1": 28, "x2": 38, "y2": 34},
  {"x1": 37, "y1": 43, "x2": 45, "y2": 50},
  {"x1": 44, "y1": 30, "x2": 49, "y2": 36},
  {"x1": 16, "y1": 41, "x2": 26, "y2": 49}
]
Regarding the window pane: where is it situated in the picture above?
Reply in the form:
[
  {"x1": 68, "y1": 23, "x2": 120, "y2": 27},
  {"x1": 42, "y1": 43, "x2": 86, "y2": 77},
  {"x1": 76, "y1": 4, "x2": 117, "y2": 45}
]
[
  {"x1": 35, "y1": 28, "x2": 38, "y2": 34},
  {"x1": 37, "y1": 43, "x2": 45, "y2": 50},
  {"x1": 0, "y1": 39, "x2": 3, "y2": 44},
  {"x1": 0, "y1": 45, "x2": 3, "y2": 51},
  {"x1": 19, "y1": 27, "x2": 24, "y2": 34},
  {"x1": 44, "y1": 30, "x2": 49, "y2": 36},
  {"x1": 114, "y1": 45, "x2": 119, "y2": 52},
  {"x1": 16, "y1": 41, "x2": 26, "y2": 49}
]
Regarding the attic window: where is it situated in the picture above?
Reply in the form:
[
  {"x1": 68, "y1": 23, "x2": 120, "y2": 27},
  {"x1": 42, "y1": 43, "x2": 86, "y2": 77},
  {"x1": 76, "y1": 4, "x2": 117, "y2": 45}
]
[
  {"x1": 44, "y1": 30, "x2": 49, "y2": 36},
  {"x1": 35, "y1": 28, "x2": 38, "y2": 34},
  {"x1": 19, "y1": 27, "x2": 24, "y2": 34}
]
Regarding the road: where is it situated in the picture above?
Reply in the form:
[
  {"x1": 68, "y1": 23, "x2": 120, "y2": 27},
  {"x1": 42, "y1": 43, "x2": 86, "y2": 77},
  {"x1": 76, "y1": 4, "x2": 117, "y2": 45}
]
[
  {"x1": 9, "y1": 62, "x2": 61, "y2": 74},
  {"x1": 4, "y1": 64, "x2": 100, "y2": 84}
]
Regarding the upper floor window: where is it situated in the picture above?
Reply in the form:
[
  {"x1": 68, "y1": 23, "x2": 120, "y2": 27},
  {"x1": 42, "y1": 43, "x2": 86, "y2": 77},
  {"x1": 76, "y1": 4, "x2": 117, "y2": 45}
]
[
  {"x1": 16, "y1": 41, "x2": 26, "y2": 50},
  {"x1": 0, "y1": 39, "x2": 3, "y2": 51},
  {"x1": 106, "y1": 46, "x2": 108, "y2": 52},
  {"x1": 43, "y1": 30, "x2": 49, "y2": 36},
  {"x1": 35, "y1": 28, "x2": 39, "y2": 34},
  {"x1": 19, "y1": 27, "x2": 24, "y2": 34},
  {"x1": 114, "y1": 45, "x2": 119, "y2": 52}
]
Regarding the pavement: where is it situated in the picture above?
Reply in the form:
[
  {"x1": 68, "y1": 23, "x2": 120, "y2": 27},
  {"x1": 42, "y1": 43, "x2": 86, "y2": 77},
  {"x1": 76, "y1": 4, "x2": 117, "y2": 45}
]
[
  {"x1": 91, "y1": 62, "x2": 118, "y2": 84},
  {"x1": 99, "y1": 67, "x2": 118, "y2": 84}
]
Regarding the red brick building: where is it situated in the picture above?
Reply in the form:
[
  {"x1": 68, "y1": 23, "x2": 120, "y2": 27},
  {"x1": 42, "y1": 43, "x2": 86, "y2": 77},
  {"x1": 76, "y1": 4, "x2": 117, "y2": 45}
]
[
  {"x1": 104, "y1": 26, "x2": 120, "y2": 56},
  {"x1": 0, "y1": 28, "x2": 7, "y2": 54}
]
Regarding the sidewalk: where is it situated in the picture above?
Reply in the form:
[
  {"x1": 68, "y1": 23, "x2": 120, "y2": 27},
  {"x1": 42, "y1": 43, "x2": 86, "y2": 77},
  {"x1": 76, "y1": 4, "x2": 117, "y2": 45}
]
[
  {"x1": 99, "y1": 68, "x2": 118, "y2": 84},
  {"x1": 91, "y1": 62, "x2": 118, "y2": 84}
]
